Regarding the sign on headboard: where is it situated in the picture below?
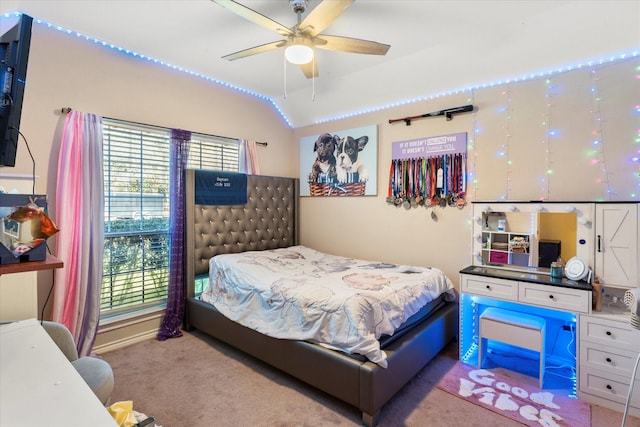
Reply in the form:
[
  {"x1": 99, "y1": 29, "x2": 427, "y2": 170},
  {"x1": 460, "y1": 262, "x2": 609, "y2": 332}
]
[{"x1": 194, "y1": 170, "x2": 248, "y2": 205}]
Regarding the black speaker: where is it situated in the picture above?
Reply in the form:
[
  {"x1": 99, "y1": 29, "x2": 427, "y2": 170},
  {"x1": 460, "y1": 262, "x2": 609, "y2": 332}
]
[{"x1": 539, "y1": 240, "x2": 561, "y2": 268}]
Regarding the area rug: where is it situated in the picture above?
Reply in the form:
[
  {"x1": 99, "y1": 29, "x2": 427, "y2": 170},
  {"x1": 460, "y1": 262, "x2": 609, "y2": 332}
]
[{"x1": 437, "y1": 361, "x2": 590, "y2": 427}]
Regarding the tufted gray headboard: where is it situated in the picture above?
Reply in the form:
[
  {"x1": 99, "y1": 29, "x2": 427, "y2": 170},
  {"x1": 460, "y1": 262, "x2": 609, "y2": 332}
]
[{"x1": 185, "y1": 169, "x2": 299, "y2": 299}]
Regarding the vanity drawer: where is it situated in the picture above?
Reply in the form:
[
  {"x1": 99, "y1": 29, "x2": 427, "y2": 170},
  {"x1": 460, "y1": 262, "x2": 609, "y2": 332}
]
[
  {"x1": 580, "y1": 315, "x2": 640, "y2": 351},
  {"x1": 579, "y1": 369, "x2": 640, "y2": 408},
  {"x1": 461, "y1": 275, "x2": 518, "y2": 301},
  {"x1": 518, "y1": 282, "x2": 590, "y2": 313},
  {"x1": 580, "y1": 341, "x2": 640, "y2": 377}
]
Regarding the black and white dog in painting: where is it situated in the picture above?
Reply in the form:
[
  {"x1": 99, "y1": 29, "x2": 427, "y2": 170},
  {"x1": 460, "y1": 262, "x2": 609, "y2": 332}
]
[
  {"x1": 336, "y1": 135, "x2": 369, "y2": 183},
  {"x1": 310, "y1": 133, "x2": 340, "y2": 183}
]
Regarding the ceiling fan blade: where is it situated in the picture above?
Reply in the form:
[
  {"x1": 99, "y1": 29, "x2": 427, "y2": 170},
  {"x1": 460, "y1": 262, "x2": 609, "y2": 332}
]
[
  {"x1": 300, "y1": 60, "x2": 319, "y2": 79},
  {"x1": 212, "y1": 0, "x2": 294, "y2": 36},
  {"x1": 299, "y1": 0, "x2": 354, "y2": 37},
  {"x1": 314, "y1": 35, "x2": 390, "y2": 55},
  {"x1": 222, "y1": 40, "x2": 287, "y2": 61}
]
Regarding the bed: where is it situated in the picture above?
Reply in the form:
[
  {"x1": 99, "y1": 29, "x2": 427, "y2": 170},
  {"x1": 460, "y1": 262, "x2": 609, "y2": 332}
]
[{"x1": 184, "y1": 170, "x2": 459, "y2": 426}]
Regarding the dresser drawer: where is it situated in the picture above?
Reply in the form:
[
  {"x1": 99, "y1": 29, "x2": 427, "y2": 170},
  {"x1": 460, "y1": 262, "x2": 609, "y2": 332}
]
[
  {"x1": 579, "y1": 368, "x2": 640, "y2": 408},
  {"x1": 580, "y1": 341, "x2": 640, "y2": 377},
  {"x1": 461, "y1": 275, "x2": 518, "y2": 301},
  {"x1": 518, "y1": 282, "x2": 590, "y2": 313},
  {"x1": 580, "y1": 315, "x2": 640, "y2": 351}
]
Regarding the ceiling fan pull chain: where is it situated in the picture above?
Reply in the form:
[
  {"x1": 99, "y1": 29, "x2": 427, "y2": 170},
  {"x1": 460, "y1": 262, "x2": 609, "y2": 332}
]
[
  {"x1": 311, "y1": 54, "x2": 315, "y2": 102},
  {"x1": 283, "y1": 54, "x2": 288, "y2": 99}
]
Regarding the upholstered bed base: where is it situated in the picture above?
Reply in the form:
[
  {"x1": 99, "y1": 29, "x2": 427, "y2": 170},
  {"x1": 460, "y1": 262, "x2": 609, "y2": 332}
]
[
  {"x1": 186, "y1": 298, "x2": 457, "y2": 425},
  {"x1": 183, "y1": 170, "x2": 458, "y2": 426}
]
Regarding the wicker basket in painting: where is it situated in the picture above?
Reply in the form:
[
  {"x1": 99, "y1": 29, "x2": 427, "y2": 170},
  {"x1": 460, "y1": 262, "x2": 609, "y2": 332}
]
[{"x1": 309, "y1": 181, "x2": 366, "y2": 197}]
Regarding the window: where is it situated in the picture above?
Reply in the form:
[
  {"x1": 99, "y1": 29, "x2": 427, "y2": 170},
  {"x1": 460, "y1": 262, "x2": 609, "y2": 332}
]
[{"x1": 100, "y1": 120, "x2": 239, "y2": 315}]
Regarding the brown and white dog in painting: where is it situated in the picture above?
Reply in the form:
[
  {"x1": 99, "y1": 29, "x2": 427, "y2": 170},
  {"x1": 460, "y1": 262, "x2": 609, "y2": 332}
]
[
  {"x1": 310, "y1": 133, "x2": 340, "y2": 183},
  {"x1": 336, "y1": 135, "x2": 369, "y2": 183}
]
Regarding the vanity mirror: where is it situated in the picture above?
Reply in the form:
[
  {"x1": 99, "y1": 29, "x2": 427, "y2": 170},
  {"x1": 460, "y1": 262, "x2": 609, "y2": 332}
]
[{"x1": 472, "y1": 202, "x2": 594, "y2": 274}]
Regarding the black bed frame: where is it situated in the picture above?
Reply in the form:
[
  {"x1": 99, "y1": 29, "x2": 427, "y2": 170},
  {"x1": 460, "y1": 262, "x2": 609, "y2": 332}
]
[{"x1": 183, "y1": 170, "x2": 458, "y2": 426}]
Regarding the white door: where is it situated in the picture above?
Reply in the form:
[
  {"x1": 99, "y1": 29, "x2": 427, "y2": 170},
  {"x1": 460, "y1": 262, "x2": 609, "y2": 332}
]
[{"x1": 595, "y1": 204, "x2": 638, "y2": 287}]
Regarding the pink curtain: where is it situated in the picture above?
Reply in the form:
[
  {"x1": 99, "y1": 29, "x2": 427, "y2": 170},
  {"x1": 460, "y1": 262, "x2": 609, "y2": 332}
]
[
  {"x1": 52, "y1": 111, "x2": 104, "y2": 356},
  {"x1": 239, "y1": 139, "x2": 260, "y2": 175}
]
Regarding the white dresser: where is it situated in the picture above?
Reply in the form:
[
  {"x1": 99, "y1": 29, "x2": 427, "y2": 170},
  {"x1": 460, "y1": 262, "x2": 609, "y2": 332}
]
[{"x1": 579, "y1": 311, "x2": 640, "y2": 417}]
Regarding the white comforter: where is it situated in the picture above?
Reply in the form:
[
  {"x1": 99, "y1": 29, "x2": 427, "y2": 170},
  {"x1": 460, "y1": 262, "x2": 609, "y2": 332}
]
[{"x1": 201, "y1": 245, "x2": 456, "y2": 367}]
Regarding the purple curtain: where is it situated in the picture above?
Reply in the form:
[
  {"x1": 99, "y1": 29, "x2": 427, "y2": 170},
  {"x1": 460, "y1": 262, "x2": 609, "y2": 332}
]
[{"x1": 157, "y1": 129, "x2": 191, "y2": 340}]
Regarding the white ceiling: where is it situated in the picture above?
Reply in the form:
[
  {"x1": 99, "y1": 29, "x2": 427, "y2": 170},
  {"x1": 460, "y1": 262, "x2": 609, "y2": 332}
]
[{"x1": 1, "y1": 1, "x2": 639, "y2": 128}]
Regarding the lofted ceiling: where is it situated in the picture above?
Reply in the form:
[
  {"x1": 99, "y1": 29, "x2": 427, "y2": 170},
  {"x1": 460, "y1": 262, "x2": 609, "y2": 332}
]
[{"x1": 1, "y1": 1, "x2": 638, "y2": 128}]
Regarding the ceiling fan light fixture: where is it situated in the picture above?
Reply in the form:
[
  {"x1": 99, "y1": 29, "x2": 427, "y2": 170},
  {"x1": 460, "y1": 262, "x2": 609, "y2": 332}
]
[{"x1": 285, "y1": 38, "x2": 313, "y2": 64}]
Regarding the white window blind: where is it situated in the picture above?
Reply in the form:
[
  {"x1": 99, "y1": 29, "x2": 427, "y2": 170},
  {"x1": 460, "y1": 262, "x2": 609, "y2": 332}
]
[
  {"x1": 101, "y1": 119, "x2": 239, "y2": 315},
  {"x1": 188, "y1": 132, "x2": 240, "y2": 171}
]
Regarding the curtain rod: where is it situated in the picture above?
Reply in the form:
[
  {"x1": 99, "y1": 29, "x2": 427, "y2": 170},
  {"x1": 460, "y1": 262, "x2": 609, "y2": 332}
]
[{"x1": 59, "y1": 107, "x2": 268, "y2": 147}]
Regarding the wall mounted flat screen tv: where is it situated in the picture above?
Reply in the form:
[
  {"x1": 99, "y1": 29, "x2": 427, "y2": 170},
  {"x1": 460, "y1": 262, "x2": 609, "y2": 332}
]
[{"x1": 0, "y1": 13, "x2": 33, "y2": 167}]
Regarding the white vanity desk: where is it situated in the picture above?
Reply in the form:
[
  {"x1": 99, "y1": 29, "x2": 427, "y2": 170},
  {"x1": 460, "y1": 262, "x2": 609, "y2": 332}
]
[
  {"x1": 459, "y1": 265, "x2": 591, "y2": 390},
  {"x1": 460, "y1": 201, "x2": 639, "y2": 417}
]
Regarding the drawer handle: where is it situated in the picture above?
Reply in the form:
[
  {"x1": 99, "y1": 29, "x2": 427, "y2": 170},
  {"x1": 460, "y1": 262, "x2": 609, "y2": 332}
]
[
  {"x1": 486, "y1": 285, "x2": 491, "y2": 290},
  {"x1": 606, "y1": 384, "x2": 612, "y2": 390},
  {"x1": 548, "y1": 295, "x2": 554, "y2": 299},
  {"x1": 606, "y1": 331, "x2": 612, "y2": 336},
  {"x1": 606, "y1": 357, "x2": 612, "y2": 363}
]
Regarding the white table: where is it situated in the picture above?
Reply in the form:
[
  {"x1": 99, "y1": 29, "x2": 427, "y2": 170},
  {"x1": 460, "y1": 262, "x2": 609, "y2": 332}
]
[{"x1": 0, "y1": 319, "x2": 118, "y2": 427}]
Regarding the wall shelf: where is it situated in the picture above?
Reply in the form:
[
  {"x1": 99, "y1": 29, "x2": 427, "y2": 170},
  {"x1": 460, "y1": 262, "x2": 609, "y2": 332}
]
[{"x1": 0, "y1": 254, "x2": 63, "y2": 275}]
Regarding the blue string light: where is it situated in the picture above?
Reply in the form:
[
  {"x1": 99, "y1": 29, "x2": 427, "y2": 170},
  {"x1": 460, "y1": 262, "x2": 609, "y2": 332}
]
[
  {"x1": 3, "y1": 11, "x2": 638, "y2": 130},
  {"x1": 315, "y1": 50, "x2": 640, "y2": 125},
  {"x1": 1, "y1": 11, "x2": 294, "y2": 128}
]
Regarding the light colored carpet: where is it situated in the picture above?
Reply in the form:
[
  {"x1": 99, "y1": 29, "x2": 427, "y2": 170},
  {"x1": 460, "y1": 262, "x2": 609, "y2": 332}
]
[{"x1": 102, "y1": 330, "x2": 639, "y2": 426}]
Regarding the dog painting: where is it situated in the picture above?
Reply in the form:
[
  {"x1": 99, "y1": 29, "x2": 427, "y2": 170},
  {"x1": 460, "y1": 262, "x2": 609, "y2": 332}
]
[
  {"x1": 336, "y1": 135, "x2": 368, "y2": 183},
  {"x1": 299, "y1": 125, "x2": 378, "y2": 197},
  {"x1": 309, "y1": 133, "x2": 339, "y2": 183}
]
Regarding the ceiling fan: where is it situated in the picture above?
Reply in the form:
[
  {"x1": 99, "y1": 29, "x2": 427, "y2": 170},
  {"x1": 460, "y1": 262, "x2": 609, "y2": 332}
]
[{"x1": 212, "y1": 0, "x2": 391, "y2": 78}]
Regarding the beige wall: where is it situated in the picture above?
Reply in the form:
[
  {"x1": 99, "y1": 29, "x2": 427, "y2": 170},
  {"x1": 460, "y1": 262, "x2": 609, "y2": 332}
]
[
  {"x1": 1, "y1": 24, "x2": 296, "y2": 328},
  {"x1": 1, "y1": 24, "x2": 638, "y2": 347},
  {"x1": 295, "y1": 94, "x2": 475, "y2": 286},
  {"x1": 4, "y1": 24, "x2": 296, "y2": 184},
  {"x1": 294, "y1": 58, "x2": 639, "y2": 290}
]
